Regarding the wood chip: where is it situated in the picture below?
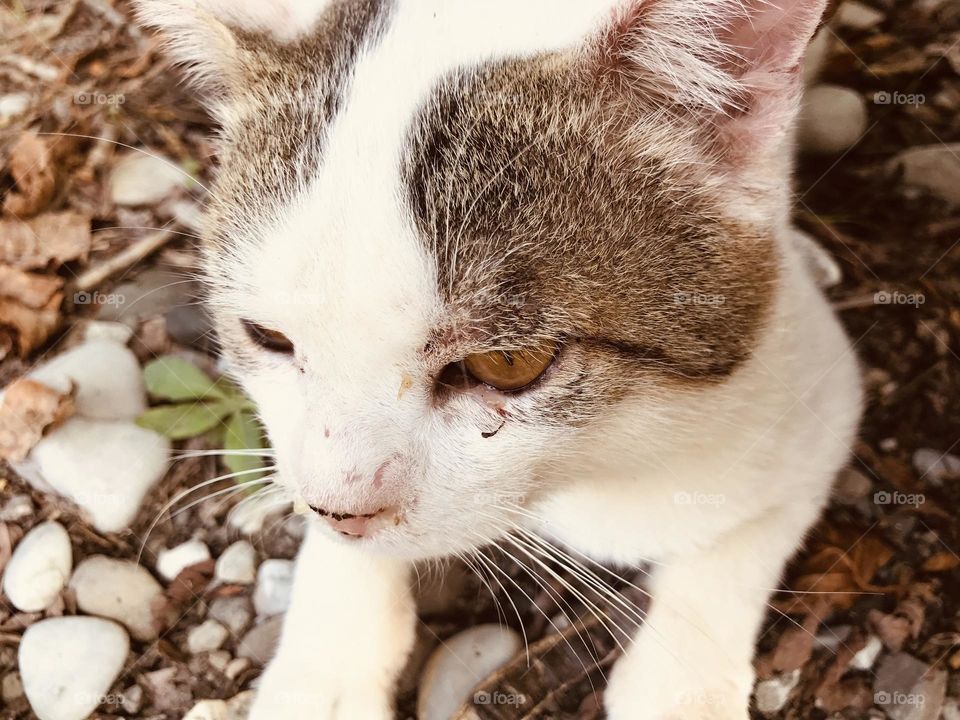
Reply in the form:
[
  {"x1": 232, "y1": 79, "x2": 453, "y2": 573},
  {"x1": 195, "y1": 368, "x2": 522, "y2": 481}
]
[
  {"x1": 0, "y1": 210, "x2": 92, "y2": 270},
  {"x1": 0, "y1": 293, "x2": 62, "y2": 359},
  {"x1": 0, "y1": 377, "x2": 75, "y2": 462},
  {"x1": 0, "y1": 265, "x2": 64, "y2": 308},
  {"x1": 2, "y1": 132, "x2": 56, "y2": 217}
]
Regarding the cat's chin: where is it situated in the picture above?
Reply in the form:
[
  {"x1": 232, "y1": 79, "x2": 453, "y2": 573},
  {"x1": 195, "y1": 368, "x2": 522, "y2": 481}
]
[{"x1": 316, "y1": 522, "x2": 503, "y2": 563}]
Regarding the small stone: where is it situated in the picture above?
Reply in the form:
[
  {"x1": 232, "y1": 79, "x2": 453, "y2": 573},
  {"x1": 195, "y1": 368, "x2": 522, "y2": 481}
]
[
  {"x1": 109, "y1": 152, "x2": 186, "y2": 207},
  {"x1": 227, "y1": 690, "x2": 255, "y2": 720},
  {"x1": 215, "y1": 541, "x2": 257, "y2": 585},
  {"x1": 70, "y1": 555, "x2": 164, "y2": 640},
  {"x1": 417, "y1": 624, "x2": 523, "y2": 720},
  {"x1": 158, "y1": 540, "x2": 212, "y2": 581},
  {"x1": 121, "y1": 685, "x2": 143, "y2": 714},
  {"x1": 184, "y1": 699, "x2": 229, "y2": 720},
  {"x1": 229, "y1": 494, "x2": 291, "y2": 535},
  {"x1": 2, "y1": 672, "x2": 24, "y2": 702},
  {"x1": 834, "y1": 467, "x2": 874, "y2": 505},
  {"x1": 225, "y1": 657, "x2": 251, "y2": 680},
  {"x1": 100, "y1": 268, "x2": 199, "y2": 328},
  {"x1": 799, "y1": 85, "x2": 869, "y2": 155},
  {"x1": 19, "y1": 617, "x2": 129, "y2": 720},
  {"x1": 851, "y1": 635, "x2": 884, "y2": 671},
  {"x1": 912, "y1": 448, "x2": 960, "y2": 485},
  {"x1": 874, "y1": 653, "x2": 937, "y2": 720},
  {"x1": 83, "y1": 321, "x2": 134, "y2": 345},
  {"x1": 943, "y1": 698, "x2": 960, "y2": 720},
  {"x1": 2, "y1": 521, "x2": 72, "y2": 612},
  {"x1": 253, "y1": 559, "x2": 294, "y2": 616},
  {"x1": 755, "y1": 670, "x2": 801, "y2": 715},
  {"x1": 0, "y1": 494, "x2": 34, "y2": 521},
  {"x1": 208, "y1": 596, "x2": 253, "y2": 636},
  {"x1": 834, "y1": 1, "x2": 885, "y2": 30},
  {"x1": 207, "y1": 650, "x2": 231, "y2": 672},
  {"x1": 237, "y1": 616, "x2": 284, "y2": 665},
  {"x1": 15, "y1": 418, "x2": 170, "y2": 533},
  {"x1": 187, "y1": 619, "x2": 229, "y2": 654},
  {"x1": 888, "y1": 145, "x2": 960, "y2": 206}
]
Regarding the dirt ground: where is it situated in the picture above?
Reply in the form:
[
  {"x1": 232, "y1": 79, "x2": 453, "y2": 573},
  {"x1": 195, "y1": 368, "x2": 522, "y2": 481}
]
[{"x1": 0, "y1": 1, "x2": 959, "y2": 719}]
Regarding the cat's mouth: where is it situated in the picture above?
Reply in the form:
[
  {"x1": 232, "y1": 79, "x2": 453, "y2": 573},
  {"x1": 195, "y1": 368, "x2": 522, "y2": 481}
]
[{"x1": 306, "y1": 503, "x2": 404, "y2": 539}]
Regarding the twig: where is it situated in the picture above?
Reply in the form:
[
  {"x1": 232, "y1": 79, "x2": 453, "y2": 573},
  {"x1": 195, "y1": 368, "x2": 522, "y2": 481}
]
[{"x1": 73, "y1": 228, "x2": 177, "y2": 292}]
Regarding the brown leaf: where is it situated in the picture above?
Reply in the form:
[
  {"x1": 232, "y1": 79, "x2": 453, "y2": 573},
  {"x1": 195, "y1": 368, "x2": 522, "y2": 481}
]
[
  {"x1": 922, "y1": 552, "x2": 960, "y2": 572},
  {"x1": 0, "y1": 292, "x2": 62, "y2": 358},
  {"x1": 3, "y1": 132, "x2": 56, "y2": 216},
  {"x1": 769, "y1": 610, "x2": 821, "y2": 673},
  {"x1": 0, "y1": 265, "x2": 64, "y2": 308},
  {"x1": 0, "y1": 210, "x2": 92, "y2": 270},
  {"x1": 0, "y1": 377, "x2": 75, "y2": 462}
]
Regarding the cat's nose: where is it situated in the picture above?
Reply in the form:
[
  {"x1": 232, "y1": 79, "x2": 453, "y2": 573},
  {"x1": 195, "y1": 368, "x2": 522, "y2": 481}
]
[{"x1": 309, "y1": 504, "x2": 392, "y2": 538}]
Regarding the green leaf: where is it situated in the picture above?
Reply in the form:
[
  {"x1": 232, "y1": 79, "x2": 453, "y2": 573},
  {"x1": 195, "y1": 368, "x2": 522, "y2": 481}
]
[
  {"x1": 223, "y1": 411, "x2": 266, "y2": 481},
  {"x1": 143, "y1": 356, "x2": 226, "y2": 402},
  {"x1": 136, "y1": 401, "x2": 234, "y2": 440}
]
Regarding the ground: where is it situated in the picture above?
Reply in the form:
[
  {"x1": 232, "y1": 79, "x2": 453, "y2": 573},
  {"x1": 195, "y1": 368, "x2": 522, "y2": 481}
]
[{"x1": 0, "y1": 1, "x2": 958, "y2": 719}]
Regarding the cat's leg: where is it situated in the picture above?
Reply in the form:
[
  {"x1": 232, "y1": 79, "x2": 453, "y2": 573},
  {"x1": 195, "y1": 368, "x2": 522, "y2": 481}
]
[
  {"x1": 604, "y1": 505, "x2": 819, "y2": 720},
  {"x1": 249, "y1": 520, "x2": 416, "y2": 720}
]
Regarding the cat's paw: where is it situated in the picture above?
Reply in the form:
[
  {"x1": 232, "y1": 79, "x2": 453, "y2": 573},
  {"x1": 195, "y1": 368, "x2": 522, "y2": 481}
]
[{"x1": 248, "y1": 660, "x2": 393, "y2": 720}]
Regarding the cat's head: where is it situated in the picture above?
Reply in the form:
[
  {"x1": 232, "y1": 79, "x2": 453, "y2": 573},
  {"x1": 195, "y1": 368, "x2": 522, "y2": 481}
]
[{"x1": 138, "y1": 0, "x2": 826, "y2": 559}]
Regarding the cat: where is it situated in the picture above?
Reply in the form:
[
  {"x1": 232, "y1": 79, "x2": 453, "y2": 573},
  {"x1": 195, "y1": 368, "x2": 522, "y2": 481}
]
[{"x1": 135, "y1": 1, "x2": 863, "y2": 718}]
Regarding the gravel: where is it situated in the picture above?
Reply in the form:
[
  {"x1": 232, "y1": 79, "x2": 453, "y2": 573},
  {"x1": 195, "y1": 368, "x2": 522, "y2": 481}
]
[
  {"x1": 69, "y1": 555, "x2": 164, "y2": 640},
  {"x1": 2, "y1": 521, "x2": 72, "y2": 612}
]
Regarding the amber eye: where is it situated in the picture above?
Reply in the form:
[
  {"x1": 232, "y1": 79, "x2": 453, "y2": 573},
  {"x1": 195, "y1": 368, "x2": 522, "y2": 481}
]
[
  {"x1": 462, "y1": 343, "x2": 557, "y2": 391},
  {"x1": 242, "y1": 320, "x2": 294, "y2": 354}
]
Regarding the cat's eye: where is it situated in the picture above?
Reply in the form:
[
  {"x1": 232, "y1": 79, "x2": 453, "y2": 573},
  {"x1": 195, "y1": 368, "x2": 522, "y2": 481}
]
[
  {"x1": 242, "y1": 320, "x2": 295, "y2": 354},
  {"x1": 462, "y1": 343, "x2": 557, "y2": 391}
]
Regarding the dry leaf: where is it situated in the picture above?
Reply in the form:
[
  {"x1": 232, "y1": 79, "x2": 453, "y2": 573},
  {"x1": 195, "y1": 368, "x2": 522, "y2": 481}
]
[
  {"x1": 0, "y1": 210, "x2": 92, "y2": 270},
  {"x1": 922, "y1": 552, "x2": 960, "y2": 572},
  {"x1": 0, "y1": 265, "x2": 64, "y2": 308},
  {"x1": 0, "y1": 377, "x2": 75, "y2": 462},
  {"x1": 0, "y1": 292, "x2": 62, "y2": 358},
  {"x1": 3, "y1": 132, "x2": 56, "y2": 216}
]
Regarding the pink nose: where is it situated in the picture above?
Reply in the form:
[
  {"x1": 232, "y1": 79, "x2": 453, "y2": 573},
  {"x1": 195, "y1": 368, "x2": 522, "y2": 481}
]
[{"x1": 310, "y1": 505, "x2": 389, "y2": 538}]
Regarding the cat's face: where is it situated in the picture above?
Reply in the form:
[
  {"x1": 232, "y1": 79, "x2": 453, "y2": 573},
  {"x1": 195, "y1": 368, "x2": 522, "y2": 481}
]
[{"x1": 140, "y1": 0, "x2": 825, "y2": 558}]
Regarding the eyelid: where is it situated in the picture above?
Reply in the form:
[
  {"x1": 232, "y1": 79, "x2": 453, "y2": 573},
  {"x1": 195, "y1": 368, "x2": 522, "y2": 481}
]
[{"x1": 241, "y1": 319, "x2": 295, "y2": 354}]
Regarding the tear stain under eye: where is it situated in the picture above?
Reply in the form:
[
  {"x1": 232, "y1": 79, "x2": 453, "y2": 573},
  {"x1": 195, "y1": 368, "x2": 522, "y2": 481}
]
[
  {"x1": 397, "y1": 372, "x2": 414, "y2": 400},
  {"x1": 481, "y1": 419, "x2": 506, "y2": 439}
]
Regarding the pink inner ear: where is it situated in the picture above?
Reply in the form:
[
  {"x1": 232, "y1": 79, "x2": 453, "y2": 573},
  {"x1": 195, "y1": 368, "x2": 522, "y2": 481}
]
[{"x1": 721, "y1": 0, "x2": 828, "y2": 76}]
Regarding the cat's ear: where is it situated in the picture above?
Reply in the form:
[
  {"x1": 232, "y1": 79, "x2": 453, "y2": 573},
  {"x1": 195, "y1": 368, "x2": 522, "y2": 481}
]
[
  {"x1": 133, "y1": 0, "x2": 327, "y2": 96},
  {"x1": 591, "y1": 0, "x2": 829, "y2": 162}
]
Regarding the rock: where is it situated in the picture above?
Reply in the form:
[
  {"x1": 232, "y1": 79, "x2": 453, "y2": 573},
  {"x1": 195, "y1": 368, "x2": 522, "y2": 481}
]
[
  {"x1": 834, "y1": 1, "x2": 885, "y2": 30},
  {"x1": 834, "y1": 467, "x2": 874, "y2": 505},
  {"x1": 70, "y1": 555, "x2": 164, "y2": 640},
  {"x1": 253, "y1": 559, "x2": 295, "y2": 616},
  {"x1": 16, "y1": 418, "x2": 169, "y2": 533},
  {"x1": 109, "y1": 152, "x2": 186, "y2": 207},
  {"x1": 755, "y1": 670, "x2": 801, "y2": 715},
  {"x1": 417, "y1": 624, "x2": 523, "y2": 720},
  {"x1": 208, "y1": 596, "x2": 253, "y2": 636},
  {"x1": 166, "y1": 304, "x2": 216, "y2": 353},
  {"x1": 121, "y1": 684, "x2": 143, "y2": 714},
  {"x1": 184, "y1": 699, "x2": 229, "y2": 720},
  {"x1": 19, "y1": 617, "x2": 129, "y2": 720},
  {"x1": 215, "y1": 541, "x2": 257, "y2": 585},
  {"x1": 99, "y1": 268, "x2": 199, "y2": 327},
  {"x1": 187, "y1": 619, "x2": 229, "y2": 654},
  {"x1": 850, "y1": 635, "x2": 884, "y2": 671},
  {"x1": 208, "y1": 650, "x2": 231, "y2": 672},
  {"x1": 227, "y1": 690, "x2": 255, "y2": 720},
  {"x1": 799, "y1": 85, "x2": 869, "y2": 155},
  {"x1": 2, "y1": 521, "x2": 72, "y2": 612},
  {"x1": 157, "y1": 539, "x2": 212, "y2": 581},
  {"x1": 888, "y1": 145, "x2": 960, "y2": 206},
  {"x1": 229, "y1": 493, "x2": 291, "y2": 535},
  {"x1": 225, "y1": 657, "x2": 251, "y2": 680},
  {"x1": 2, "y1": 672, "x2": 24, "y2": 702},
  {"x1": 0, "y1": 494, "x2": 33, "y2": 521},
  {"x1": 0, "y1": 93, "x2": 30, "y2": 122},
  {"x1": 25, "y1": 340, "x2": 146, "y2": 420},
  {"x1": 83, "y1": 320, "x2": 134, "y2": 345},
  {"x1": 237, "y1": 616, "x2": 284, "y2": 665},
  {"x1": 943, "y1": 699, "x2": 960, "y2": 720},
  {"x1": 912, "y1": 448, "x2": 960, "y2": 485},
  {"x1": 874, "y1": 653, "x2": 941, "y2": 720}
]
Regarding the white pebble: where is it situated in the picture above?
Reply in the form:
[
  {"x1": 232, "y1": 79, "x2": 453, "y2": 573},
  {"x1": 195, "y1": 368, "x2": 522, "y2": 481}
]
[
  {"x1": 19, "y1": 617, "x2": 129, "y2": 720},
  {"x1": 0, "y1": 494, "x2": 34, "y2": 521},
  {"x1": 157, "y1": 539, "x2": 212, "y2": 581},
  {"x1": 109, "y1": 152, "x2": 186, "y2": 207},
  {"x1": 834, "y1": 1, "x2": 885, "y2": 30},
  {"x1": 253, "y1": 559, "x2": 295, "y2": 617},
  {"x1": 70, "y1": 555, "x2": 164, "y2": 640},
  {"x1": 754, "y1": 670, "x2": 801, "y2": 715},
  {"x1": 850, "y1": 635, "x2": 884, "y2": 671},
  {"x1": 2, "y1": 521, "x2": 72, "y2": 612},
  {"x1": 184, "y1": 699, "x2": 229, "y2": 720},
  {"x1": 215, "y1": 540, "x2": 257, "y2": 585},
  {"x1": 14, "y1": 418, "x2": 169, "y2": 533},
  {"x1": 187, "y1": 619, "x2": 229, "y2": 654},
  {"x1": 417, "y1": 624, "x2": 523, "y2": 720},
  {"x1": 799, "y1": 85, "x2": 869, "y2": 155},
  {"x1": 0, "y1": 93, "x2": 30, "y2": 121},
  {"x1": 888, "y1": 144, "x2": 960, "y2": 206}
]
